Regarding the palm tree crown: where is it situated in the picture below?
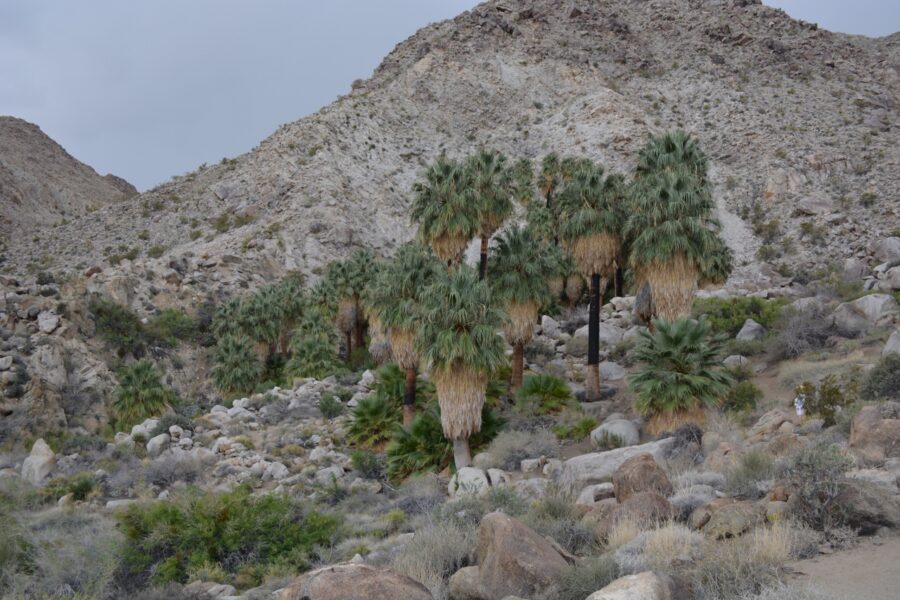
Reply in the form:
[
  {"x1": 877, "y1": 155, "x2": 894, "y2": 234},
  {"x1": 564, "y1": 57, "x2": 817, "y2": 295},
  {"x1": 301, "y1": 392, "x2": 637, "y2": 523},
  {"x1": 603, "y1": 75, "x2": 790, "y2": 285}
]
[{"x1": 411, "y1": 156, "x2": 479, "y2": 264}]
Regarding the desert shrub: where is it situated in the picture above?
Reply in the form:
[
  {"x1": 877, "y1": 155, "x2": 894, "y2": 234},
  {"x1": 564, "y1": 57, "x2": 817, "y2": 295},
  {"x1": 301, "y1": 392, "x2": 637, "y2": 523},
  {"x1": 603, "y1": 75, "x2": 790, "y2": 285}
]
[
  {"x1": 147, "y1": 309, "x2": 197, "y2": 345},
  {"x1": 860, "y1": 352, "x2": 900, "y2": 401},
  {"x1": 115, "y1": 485, "x2": 341, "y2": 590},
  {"x1": 614, "y1": 523, "x2": 704, "y2": 575},
  {"x1": 794, "y1": 374, "x2": 856, "y2": 426},
  {"x1": 723, "y1": 380, "x2": 763, "y2": 414},
  {"x1": 724, "y1": 338, "x2": 767, "y2": 356},
  {"x1": 390, "y1": 520, "x2": 473, "y2": 600},
  {"x1": 551, "y1": 410, "x2": 598, "y2": 441},
  {"x1": 212, "y1": 334, "x2": 261, "y2": 398},
  {"x1": 144, "y1": 455, "x2": 202, "y2": 487},
  {"x1": 629, "y1": 318, "x2": 733, "y2": 430},
  {"x1": 90, "y1": 298, "x2": 150, "y2": 356},
  {"x1": 150, "y1": 413, "x2": 194, "y2": 437},
  {"x1": 347, "y1": 396, "x2": 400, "y2": 448},
  {"x1": 593, "y1": 430, "x2": 626, "y2": 450},
  {"x1": 350, "y1": 450, "x2": 384, "y2": 480},
  {"x1": 515, "y1": 374, "x2": 574, "y2": 415},
  {"x1": 482, "y1": 429, "x2": 559, "y2": 470},
  {"x1": 39, "y1": 472, "x2": 96, "y2": 503},
  {"x1": 692, "y1": 297, "x2": 786, "y2": 336},
  {"x1": 386, "y1": 404, "x2": 504, "y2": 481},
  {"x1": 523, "y1": 490, "x2": 595, "y2": 555},
  {"x1": 57, "y1": 432, "x2": 108, "y2": 455},
  {"x1": 317, "y1": 395, "x2": 345, "y2": 419},
  {"x1": 783, "y1": 442, "x2": 852, "y2": 532},
  {"x1": 537, "y1": 555, "x2": 619, "y2": 600},
  {"x1": 768, "y1": 306, "x2": 831, "y2": 359},
  {"x1": 285, "y1": 314, "x2": 344, "y2": 381},
  {"x1": 725, "y1": 449, "x2": 775, "y2": 498},
  {"x1": 113, "y1": 360, "x2": 175, "y2": 429}
]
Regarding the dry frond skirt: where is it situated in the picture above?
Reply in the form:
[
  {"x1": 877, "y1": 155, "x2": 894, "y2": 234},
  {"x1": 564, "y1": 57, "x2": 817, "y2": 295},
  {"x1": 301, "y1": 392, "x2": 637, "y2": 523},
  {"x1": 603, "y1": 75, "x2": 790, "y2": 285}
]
[
  {"x1": 565, "y1": 275, "x2": 584, "y2": 303},
  {"x1": 641, "y1": 254, "x2": 698, "y2": 321},
  {"x1": 390, "y1": 327, "x2": 419, "y2": 370},
  {"x1": 431, "y1": 233, "x2": 469, "y2": 265},
  {"x1": 647, "y1": 404, "x2": 707, "y2": 436},
  {"x1": 505, "y1": 301, "x2": 538, "y2": 346},
  {"x1": 548, "y1": 277, "x2": 564, "y2": 297},
  {"x1": 337, "y1": 298, "x2": 358, "y2": 333},
  {"x1": 566, "y1": 233, "x2": 618, "y2": 278},
  {"x1": 433, "y1": 366, "x2": 487, "y2": 440}
]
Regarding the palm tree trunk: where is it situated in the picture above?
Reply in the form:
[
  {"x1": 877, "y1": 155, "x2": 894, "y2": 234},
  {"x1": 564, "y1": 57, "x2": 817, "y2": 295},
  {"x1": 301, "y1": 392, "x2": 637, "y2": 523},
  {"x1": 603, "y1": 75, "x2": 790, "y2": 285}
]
[
  {"x1": 479, "y1": 235, "x2": 489, "y2": 280},
  {"x1": 614, "y1": 266, "x2": 625, "y2": 298},
  {"x1": 453, "y1": 438, "x2": 472, "y2": 469},
  {"x1": 511, "y1": 342, "x2": 525, "y2": 392},
  {"x1": 403, "y1": 367, "x2": 417, "y2": 426},
  {"x1": 586, "y1": 273, "x2": 603, "y2": 401},
  {"x1": 345, "y1": 331, "x2": 352, "y2": 364}
]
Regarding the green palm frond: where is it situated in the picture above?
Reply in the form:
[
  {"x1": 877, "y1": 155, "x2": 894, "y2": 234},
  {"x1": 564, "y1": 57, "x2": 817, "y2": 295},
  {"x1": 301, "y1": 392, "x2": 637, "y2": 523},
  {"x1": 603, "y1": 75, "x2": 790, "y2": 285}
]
[
  {"x1": 363, "y1": 242, "x2": 442, "y2": 331},
  {"x1": 347, "y1": 396, "x2": 401, "y2": 449},
  {"x1": 635, "y1": 130, "x2": 708, "y2": 182},
  {"x1": 285, "y1": 309, "x2": 343, "y2": 380},
  {"x1": 113, "y1": 360, "x2": 175, "y2": 427},
  {"x1": 556, "y1": 164, "x2": 626, "y2": 243},
  {"x1": 211, "y1": 334, "x2": 261, "y2": 397},
  {"x1": 465, "y1": 149, "x2": 515, "y2": 236},
  {"x1": 628, "y1": 318, "x2": 733, "y2": 417},
  {"x1": 410, "y1": 156, "x2": 480, "y2": 260},
  {"x1": 488, "y1": 225, "x2": 558, "y2": 307}
]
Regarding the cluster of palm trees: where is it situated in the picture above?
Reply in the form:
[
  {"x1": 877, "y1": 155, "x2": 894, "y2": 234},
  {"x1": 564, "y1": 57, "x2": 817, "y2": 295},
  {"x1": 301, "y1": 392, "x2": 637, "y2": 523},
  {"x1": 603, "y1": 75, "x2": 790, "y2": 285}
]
[{"x1": 209, "y1": 131, "x2": 731, "y2": 471}]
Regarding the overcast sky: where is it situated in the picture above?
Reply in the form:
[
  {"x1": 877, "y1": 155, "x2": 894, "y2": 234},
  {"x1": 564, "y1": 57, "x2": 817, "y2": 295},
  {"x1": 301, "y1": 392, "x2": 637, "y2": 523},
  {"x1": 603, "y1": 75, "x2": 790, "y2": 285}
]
[{"x1": 1, "y1": 1, "x2": 896, "y2": 191}]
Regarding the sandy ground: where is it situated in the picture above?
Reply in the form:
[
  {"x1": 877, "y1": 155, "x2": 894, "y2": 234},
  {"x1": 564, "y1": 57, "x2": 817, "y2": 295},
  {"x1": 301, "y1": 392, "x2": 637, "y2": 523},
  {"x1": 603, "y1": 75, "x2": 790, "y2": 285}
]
[{"x1": 786, "y1": 536, "x2": 900, "y2": 600}]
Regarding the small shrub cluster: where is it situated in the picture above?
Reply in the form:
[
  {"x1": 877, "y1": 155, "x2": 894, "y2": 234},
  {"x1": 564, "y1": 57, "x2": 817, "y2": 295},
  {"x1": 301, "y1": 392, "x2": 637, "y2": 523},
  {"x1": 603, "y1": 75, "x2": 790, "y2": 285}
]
[
  {"x1": 724, "y1": 449, "x2": 775, "y2": 498},
  {"x1": 515, "y1": 374, "x2": 574, "y2": 415},
  {"x1": 552, "y1": 414, "x2": 598, "y2": 441},
  {"x1": 723, "y1": 380, "x2": 763, "y2": 414},
  {"x1": 794, "y1": 373, "x2": 857, "y2": 426},
  {"x1": 784, "y1": 442, "x2": 853, "y2": 532},
  {"x1": 537, "y1": 556, "x2": 619, "y2": 600},
  {"x1": 768, "y1": 306, "x2": 831, "y2": 359},
  {"x1": 114, "y1": 360, "x2": 176, "y2": 429},
  {"x1": 318, "y1": 394, "x2": 345, "y2": 419},
  {"x1": 860, "y1": 352, "x2": 900, "y2": 401},
  {"x1": 482, "y1": 429, "x2": 559, "y2": 470},
  {"x1": 692, "y1": 297, "x2": 786, "y2": 337}
]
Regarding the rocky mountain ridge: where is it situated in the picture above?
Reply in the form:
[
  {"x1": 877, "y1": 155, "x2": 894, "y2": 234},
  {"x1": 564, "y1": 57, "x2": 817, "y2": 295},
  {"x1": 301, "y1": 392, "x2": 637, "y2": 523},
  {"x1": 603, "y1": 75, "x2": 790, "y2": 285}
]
[{"x1": 1, "y1": 0, "x2": 897, "y2": 300}]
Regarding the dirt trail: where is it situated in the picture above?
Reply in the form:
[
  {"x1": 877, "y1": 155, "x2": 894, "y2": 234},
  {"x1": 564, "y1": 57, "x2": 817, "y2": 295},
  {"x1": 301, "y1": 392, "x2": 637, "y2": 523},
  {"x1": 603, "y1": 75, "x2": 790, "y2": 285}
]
[{"x1": 787, "y1": 536, "x2": 900, "y2": 600}]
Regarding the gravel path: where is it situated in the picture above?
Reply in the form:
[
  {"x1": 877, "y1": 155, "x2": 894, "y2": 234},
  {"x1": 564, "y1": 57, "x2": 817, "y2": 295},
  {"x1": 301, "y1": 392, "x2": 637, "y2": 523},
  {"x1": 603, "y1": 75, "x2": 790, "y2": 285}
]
[{"x1": 787, "y1": 536, "x2": 900, "y2": 600}]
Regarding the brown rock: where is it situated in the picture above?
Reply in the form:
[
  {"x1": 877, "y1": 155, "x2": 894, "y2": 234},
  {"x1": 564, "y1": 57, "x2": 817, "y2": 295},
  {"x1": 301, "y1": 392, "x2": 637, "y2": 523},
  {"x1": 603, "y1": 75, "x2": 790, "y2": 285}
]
[
  {"x1": 605, "y1": 492, "x2": 674, "y2": 539},
  {"x1": 829, "y1": 480, "x2": 900, "y2": 535},
  {"x1": 279, "y1": 564, "x2": 432, "y2": 600},
  {"x1": 748, "y1": 408, "x2": 799, "y2": 443},
  {"x1": 448, "y1": 566, "x2": 487, "y2": 600},
  {"x1": 849, "y1": 406, "x2": 900, "y2": 465},
  {"x1": 581, "y1": 497, "x2": 619, "y2": 539},
  {"x1": 703, "y1": 502, "x2": 764, "y2": 539},
  {"x1": 612, "y1": 453, "x2": 674, "y2": 503},
  {"x1": 474, "y1": 512, "x2": 570, "y2": 598},
  {"x1": 770, "y1": 482, "x2": 789, "y2": 502}
]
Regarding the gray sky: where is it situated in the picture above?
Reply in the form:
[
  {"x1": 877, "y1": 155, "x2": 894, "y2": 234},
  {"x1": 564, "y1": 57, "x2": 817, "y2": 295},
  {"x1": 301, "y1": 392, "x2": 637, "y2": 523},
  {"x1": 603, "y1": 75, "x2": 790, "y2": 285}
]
[{"x1": 1, "y1": 1, "x2": 896, "y2": 191}]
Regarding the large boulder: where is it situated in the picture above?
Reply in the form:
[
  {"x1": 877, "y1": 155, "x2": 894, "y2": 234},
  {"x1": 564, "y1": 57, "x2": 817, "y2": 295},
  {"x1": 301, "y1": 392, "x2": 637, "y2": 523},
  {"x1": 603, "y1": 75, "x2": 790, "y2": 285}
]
[
  {"x1": 448, "y1": 566, "x2": 486, "y2": 600},
  {"x1": 870, "y1": 236, "x2": 900, "y2": 263},
  {"x1": 849, "y1": 405, "x2": 900, "y2": 465},
  {"x1": 747, "y1": 408, "x2": 799, "y2": 444},
  {"x1": 540, "y1": 315, "x2": 562, "y2": 339},
  {"x1": 448, "y1": 467, "x2": 491, "y2": 497},
  {"x1": 556, "y1": 438, "x2": 676, "y2": 495},
  {"x1": 880, "y1": 266, "x2": 900, "y2": 292},
  {"x1": 884, "y1": 329, "x2": 900, "y2": 356},
  {"x1": 21, "y1": 439, "x2": 55, "y2": 485},
  {"x1": 612, "y1": 454, "x2": 673, "y2": 503},
  {"x1": 279, "y1": 564, "x2": 432, "y2": 600},
  {"x1": 606, "y1": 493, "x2": 674, "y2": 537},
  {"x1": 473, "y1": 512, "x2": 570, "y2": 599},
  {"x1": 830, "y1": 480, "x2": 900, "y2": 535},
  {"x1": 591, "y1": 419, "x2": 639, "y2": 449},
  {"x1": 702, "y1": 502, "x2": 764, "y2": 539},
  {"x1": 736, "y1": 318, "x2": 766, "y2": 341},
  {"x1": 831, "y1": 294, "x2": 898, "y2": 337},
  {"x1": 586, "y1": 571, "x2": 672, "y2": 600}
]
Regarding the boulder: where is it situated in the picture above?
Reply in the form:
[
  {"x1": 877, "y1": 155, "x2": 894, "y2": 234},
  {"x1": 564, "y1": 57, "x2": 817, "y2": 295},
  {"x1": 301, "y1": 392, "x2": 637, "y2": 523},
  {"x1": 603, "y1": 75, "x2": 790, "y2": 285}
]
[
  {"x1": 870, "y1": 237, "x2": 900, "y2": 263},
  {"x1": 736, "y1": 318, "x2": 766, "y2": 341},
  {"x1": 576, "y1": 482, "x2": 616, "y2": 506},
  {"x1": 722, "y1": 354, "x2": 749, "y2": 368},
  {"x1": 146, "y1": 433, "x2": 170, "y2": 458},
  {"x1": 448, "y1": 566, "x2": 487, "y2": 600},
  {"x1": 21, "y1": 439, "x2": 55, "y2": 485},
  {"x1": 279, "y1": 564, "x2": 432, "y2": 600},
  {"x1": 831, "y1": 294, "x2": 898, "y2": 337},
  {"x1": 591, "y1": 419, "x2": 639, "y2": 448},
  {"x1": 830, "y1": 480, "x2": 900, "y2": 535},
  {"x1": 598, "y1": 361, "x2": 626, "y2": 381},
  {"x1": 449, "y1": 467, "x2": 491, "y2": 497},
  {"x1": 37, "y1": 311, "x2": 60, "y2": 334},
  {"x1": 0, "y1": 355, "x2": 12, "y2": 370},
  {"x1": 556, "y1": 438, "x2": 676, "y2": 495},
  {"x1": 541, "y1": 315, "x2": 561, "y2": 338},
  {"x1": 702, "y1": 502, "x2": 764, "y2": 539},
  {"x1": 586, "y1": 571, "x2": 672, "y2": 600},
  {"x1": 881, "y1": 266, "x2": 900, "y2": 292},
  {"x1": 607, "y1": 492, "x2": 674, "y2": 537},
  {"x1": 883, "y1": 329, "x2": 900, "y2": 356},
  {"x1": 473, "y1": 512, "x2": 570, "y2": 599},
  {"x1": 747, "y1": 408, "x2": 799, "y2": 443},
  {"x1": 611, "y1": 454, "x2": 673, "y2": 503},
  {"x1": 841, "y1": 258, "x2": 869, "y2": 283},
  {"x1": 849, "y1": 405, "x2": 900, "y2": 465},
  {"x1": 596, "y1": 323, "x2": 626, "y2": 345}
]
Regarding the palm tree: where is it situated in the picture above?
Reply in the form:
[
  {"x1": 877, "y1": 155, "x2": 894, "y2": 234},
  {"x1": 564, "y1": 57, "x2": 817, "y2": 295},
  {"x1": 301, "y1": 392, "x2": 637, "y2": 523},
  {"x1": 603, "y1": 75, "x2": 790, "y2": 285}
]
[
  {"x1": 365, "y1": 242, "x2": 442, "y2": 424},
  {"x1": 629, "y1": 317, "x2": 733, "y2": 433},
  {"x1": 489, "y1": 226, "x2": 558, "y2": 391},
  {"x1": 411, "y1": 156, "x2": 479, "y2": 266},
  {"x1": 285, "y1": 308, "x2": 343, "y2": 380},
  {"x1": 417, "y1": 265, "x2": 505, "y2": 469},
  {"x1": 466, "y1": 149, "x2": 514, "y2": 279},
  {"x1": 113, "y1": 360, "x2": 175, "y2": 427},
  {"x1": 557, "y1": 163, "x2": 626, "y2": 401},
  {"x1": 324, "y1": 249, "x2": 377, "y2": 361},
  {"x1": 212, "y1": 334, "x2": 262, "y2": 397},
  {"x1": 626, "y1": 131, "x2": 732, "y2": 320}
]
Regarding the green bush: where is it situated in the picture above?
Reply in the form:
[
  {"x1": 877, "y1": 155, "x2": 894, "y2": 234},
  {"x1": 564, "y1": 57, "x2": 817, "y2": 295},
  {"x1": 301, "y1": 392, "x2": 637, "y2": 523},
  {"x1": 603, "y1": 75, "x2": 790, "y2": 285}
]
[
  {"x1": 150, "y1": 413, "x2": 194, "y2": 437},
  {"x1": 538, "y1": 556, "x2": 619, "y2": 600},
  {"x1": 113, "y1": 361, "x2": 175, "y2": 429},
  {"x1": 315, "y1": 394, "x2": 343, "y2": 419},
  {"x1": 147, "y1": 309, "x2": 197, "y2": 344},
  {"x1": 629, "y1": 318, "x2": 733, "y2": 429},
  {"x1": 724, "y1": 449, "x2": 775, "y2": 498},
  {"x1": 90, "y1": 298, "x2": 149, "y2": 356},
  {"x1": 794, "y1": 374, "x2": 855, "y2": 426},
  {"x1": 285, "y1": 312, "x2": 344, "y2": 380},
  {"x1": 211, "y1": 334, "x2": 261, "y2": 398},
  {"x1": 39, "y1": 472, "x2": 96, "y2": 503},
  {"x1": 347, "y1": 396, "x2": 400, "y2": 448},
  {"x1": 515, "y1": 374, "x2": 573, "y2": 415},
  {"x1": 350, "y1": 450, "x2": 384, "y2": 480},
  {"x1": 692, "y1": 297, "x2": 786, "y2": 336},
  {"x1": 552, "y1": 415, "x2": 598, "y2": 441},
  {"x1": 115, "y1": 485, "x2": 341, "y2": 590},
  {"x1": 860, "y1": 353, "x2": 900, "y2": 401},
  {"x1": 386, "y1": 404, "x2": 504, "y2": 481},
  {"x1": 723, "y1": 381, "x2": 763, "y2": 414},
  {"x1": 483, "y1": 429, "x2": 560, "y2": 470}
]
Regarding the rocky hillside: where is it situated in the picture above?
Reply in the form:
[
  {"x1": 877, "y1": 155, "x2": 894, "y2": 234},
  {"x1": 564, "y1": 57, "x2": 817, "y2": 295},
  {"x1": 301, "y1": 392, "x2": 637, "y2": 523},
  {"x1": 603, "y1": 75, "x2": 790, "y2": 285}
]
[
  {"x1": 2, "y1": 0, "x2": 897, "y2": 295},
  {"x1": 0, "y1": 117, "x2": 136, "y2": 243}
]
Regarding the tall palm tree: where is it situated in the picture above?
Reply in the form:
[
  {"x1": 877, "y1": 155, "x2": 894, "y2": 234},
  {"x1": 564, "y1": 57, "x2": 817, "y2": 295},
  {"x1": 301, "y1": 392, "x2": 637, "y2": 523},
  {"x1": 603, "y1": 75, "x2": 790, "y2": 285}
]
[
  {"x1": 489, "y1": 226, "x2": 558, "y2": 391},
  {"x1": 285, "y1": 308, "x2": 343, "y2": 380},
  {"x1": 626, "y1": 137, "x2": 731, "y2": 320},
  {"x1": 466, "y1": 149, "x2": 514, "y2": 279},
  {"x1": 212, "y1": 334, "x2": 261, "y2": 398},
  {"x1": 557, "y1": 163, "x2": 626, "y2": 401},
  {"x1": 411, "y1": 156, "x2": 479, "y2": 266},
  {"x1": 114, "y1": 360, "x2": 175, "y2": 427},
  {"x1": 417, "y1": 266, "x2": 505, "y2": 469},
  {"x1": 324, "y1": 249, "x2": 377, "y2": 361},
  {"x1": 365, "y1": 242, "x2": 442, "y2": 424}
]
